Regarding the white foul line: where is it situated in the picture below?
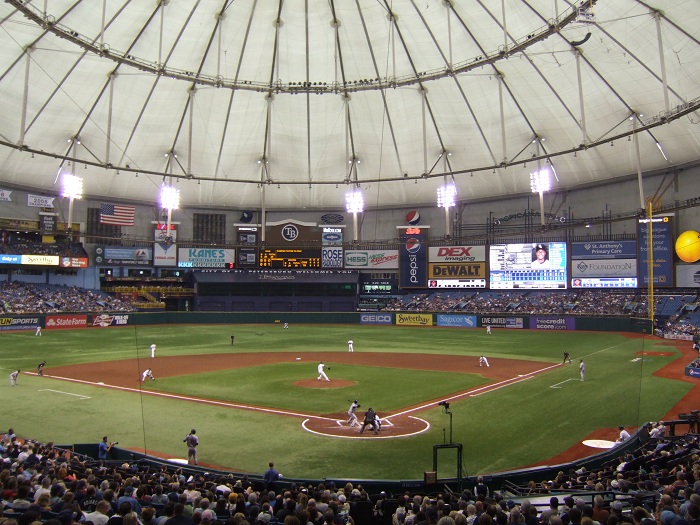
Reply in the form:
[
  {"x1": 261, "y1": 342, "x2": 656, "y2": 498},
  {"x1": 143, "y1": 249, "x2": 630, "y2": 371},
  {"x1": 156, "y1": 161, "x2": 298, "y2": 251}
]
[
  {"x1": 38, "y1": 389, "x2": 91, "y2": 399},
  {"x1": 550, "y1": 378, "x2": 579, "y2": 389}
]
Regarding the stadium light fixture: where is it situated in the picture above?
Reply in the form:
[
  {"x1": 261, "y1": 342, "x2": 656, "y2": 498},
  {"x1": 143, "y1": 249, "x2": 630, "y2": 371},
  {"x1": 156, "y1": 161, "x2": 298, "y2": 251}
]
[
  {"x1": 530, "y1": 167, "x2": 551, "y2": 226},
  {"x1": 61, "y1": 173, "x2": 83, "y2": 235},
  {"x1": 345, "y1": 188, "x2": 364, "y2": 241},
  {"x1": 160, "y1": 184, "x2": 180, "y2": 243},
  {"x1": 437, "y1": 182, "x2": 457, "y2": 237}
]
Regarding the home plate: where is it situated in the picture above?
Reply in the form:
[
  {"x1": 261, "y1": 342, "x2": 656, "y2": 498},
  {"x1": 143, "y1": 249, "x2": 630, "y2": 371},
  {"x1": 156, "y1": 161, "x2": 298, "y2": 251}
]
[{"x1": 582, "y1": 439, "x2": 616, "y2": 449}]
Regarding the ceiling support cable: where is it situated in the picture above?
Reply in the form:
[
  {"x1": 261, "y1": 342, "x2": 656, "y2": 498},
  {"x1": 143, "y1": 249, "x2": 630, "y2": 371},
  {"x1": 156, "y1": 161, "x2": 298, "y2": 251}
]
[
  {"x1": 100, "y1": 0, "x2": 107, "y2": 49},
  {"x1": 575, "y1": 50, "x2": 587, "y2": 147},
  {"x1": 213, "y1": 0, "x2": 253, "y2": 191},
  {"x1": 105, "y1": 73, "x2": 115, "y2": 163},
  {"x1": 500, "y1": 0, "x2": 507, "y2": 52},
  {"x1": 187, "y1": 88, "x2": 195, "y2": 177},
  {"x1": 158, "y1": 1, "x2": 166, "y2": 66},
  {"x1": 497, "y1": 74, "x2": 506, "y2": 166},
  {"x1": 633, "y1": 116, "x2": 645, "y2": 210},
  {"x1": 653, "y1": 12, "x2": 670, "y2": 114},
  {"x1": 421, "y1": 87, "x2": 428, "y2": 176},
  {"x1": 18, "y1": 50, "x2": 31, "y2": 147},
  {"x1": 445, "y1": 0, "x2": 452, "y2": 69},
  {"x1": 305, "y1": 0, "x2": 312, "y2": 185}
]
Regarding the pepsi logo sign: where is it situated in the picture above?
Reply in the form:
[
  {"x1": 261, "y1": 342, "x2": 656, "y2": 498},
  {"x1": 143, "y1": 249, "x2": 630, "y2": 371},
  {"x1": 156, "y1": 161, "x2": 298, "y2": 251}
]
[
  {"x1": 406, "y1": 210, "x2": 420, "y2": 225},
  {"x1": 406, "y1": 238, "x2": 421, "y2": 254}
]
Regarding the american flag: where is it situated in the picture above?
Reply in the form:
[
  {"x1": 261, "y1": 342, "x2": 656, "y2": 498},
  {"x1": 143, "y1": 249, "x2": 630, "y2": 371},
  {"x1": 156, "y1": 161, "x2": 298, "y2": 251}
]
[{"x1": 99, "y1": 203, "x2": 135, "y2": 226}]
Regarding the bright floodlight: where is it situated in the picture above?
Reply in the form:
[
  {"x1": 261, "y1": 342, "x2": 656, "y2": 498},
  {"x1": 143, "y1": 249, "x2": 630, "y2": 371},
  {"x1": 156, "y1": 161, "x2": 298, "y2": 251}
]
[
  {"x1": 530, "y1": 167, "x2": 551, "y2": 193},
  {"x1": 345, "y1": 189, "x2": 364, "y2": 214},
  {"x1": 160, "y1": 185, "x2": 180, "y2": 210},
  {"x1": 61, "y1": 174, "x2": 83, "y2": 199},
  {"x1": 437, "y1": 183, "x2": 457, "y2": 208}
]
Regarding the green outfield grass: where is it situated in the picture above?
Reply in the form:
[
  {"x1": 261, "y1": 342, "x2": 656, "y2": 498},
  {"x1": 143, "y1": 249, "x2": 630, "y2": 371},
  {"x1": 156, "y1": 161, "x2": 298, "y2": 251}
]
[{"x1": 0, "y1": 324, "x2": 691, "y2": 481}]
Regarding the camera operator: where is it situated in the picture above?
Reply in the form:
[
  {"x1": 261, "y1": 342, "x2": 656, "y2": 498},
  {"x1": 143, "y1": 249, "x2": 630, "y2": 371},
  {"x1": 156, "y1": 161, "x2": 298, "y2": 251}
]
[{"x1": 98, "y1": 436, "x2": 116, "y2": 463}]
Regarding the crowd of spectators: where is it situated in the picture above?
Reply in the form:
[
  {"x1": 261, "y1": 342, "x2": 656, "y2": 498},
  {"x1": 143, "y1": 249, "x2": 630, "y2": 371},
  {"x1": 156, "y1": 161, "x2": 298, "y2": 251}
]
[
  {"x1": 0, "y1": 282, "x2": 132, "y2": 314},
  {"x1": 1, "y1": 426, "x2": 699, "y2": 525},
  {"x1": 382, "y1": 290, "x2": 657, "y2": 317}
]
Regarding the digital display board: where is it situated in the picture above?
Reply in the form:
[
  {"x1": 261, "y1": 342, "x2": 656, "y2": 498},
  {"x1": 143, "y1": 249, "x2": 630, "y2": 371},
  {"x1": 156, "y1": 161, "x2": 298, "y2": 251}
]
[
  {"x1": 489, "y1": 242, "x2": 567, "y2": 289},
  {"x1": 571, "y1": 240, "x2": 637, "y2": 288},
  {"x1": 259, "y1": 248, "x2": 321, "y2": 269}
]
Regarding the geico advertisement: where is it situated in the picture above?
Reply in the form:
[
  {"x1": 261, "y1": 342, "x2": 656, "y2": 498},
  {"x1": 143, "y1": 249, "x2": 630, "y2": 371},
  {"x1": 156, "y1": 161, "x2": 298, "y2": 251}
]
[
  {"x1": 428, "y1": 263, "x2": 486, "y2": 278},
  {"x1": 396, "y1": 313, "x2": 432, "y2": 326},
  {"x1": 429, "y1": 246, "x2": 486, "y2": 263},
  {"x1": 360, "y1": 313, "x2": 393, "y2": 325}
]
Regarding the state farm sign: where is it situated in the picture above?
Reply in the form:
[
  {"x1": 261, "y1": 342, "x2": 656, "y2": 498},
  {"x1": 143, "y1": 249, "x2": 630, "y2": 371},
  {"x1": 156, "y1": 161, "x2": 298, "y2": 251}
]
[{"x1": 45, "y1": 315, "x2": 88, "y2": 330}]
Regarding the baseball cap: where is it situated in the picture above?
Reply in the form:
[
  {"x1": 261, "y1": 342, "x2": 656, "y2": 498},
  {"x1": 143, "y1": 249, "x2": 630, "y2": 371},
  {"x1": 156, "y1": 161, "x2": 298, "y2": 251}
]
[{"x1": 535, "y1": 244, "x2": 546, "y2": 251}]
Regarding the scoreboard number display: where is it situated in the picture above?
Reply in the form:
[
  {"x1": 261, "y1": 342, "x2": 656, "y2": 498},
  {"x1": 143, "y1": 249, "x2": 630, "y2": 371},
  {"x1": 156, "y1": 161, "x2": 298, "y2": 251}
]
[{"x1": 259, "y1": 248, "x2": 321, "y2": 269}]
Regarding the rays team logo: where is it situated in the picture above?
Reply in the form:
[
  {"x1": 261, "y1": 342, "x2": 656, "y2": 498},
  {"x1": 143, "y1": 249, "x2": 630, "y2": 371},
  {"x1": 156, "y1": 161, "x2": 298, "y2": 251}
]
[
  {"x1": 406, "y1": 238, "x2": 421, "y2": 254},
  {"x1": 406, "y1": 210, "x2": 420, "y2": 225},
  {"x1": 281, "y1": 224, "x2": 299, "y2": 241}
]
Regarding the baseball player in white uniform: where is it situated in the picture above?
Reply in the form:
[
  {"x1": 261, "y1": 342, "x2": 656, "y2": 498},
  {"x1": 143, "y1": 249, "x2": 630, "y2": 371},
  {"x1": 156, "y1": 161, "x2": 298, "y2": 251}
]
[
  {"x1": 142, "y1": 368, "x2": 155, "y2": 382},
  {"x1": 479, "y1": 355, "x2": 490, "y2": 367},
  {"x1": 150, "y1": 343, "x2": 156, "y2": 358},
  {"x1": 348, "y1": 340, "x2": 354, "y2": 352},
  {"x1": 347, "y1": 400, "x2": 359, "y2": 427},
  {"x1": 486, "y1": 325, "x2": 491, "y2": 335},
  {"x1": 317, "y1": 362, "x2": 330, "y2": 381}
]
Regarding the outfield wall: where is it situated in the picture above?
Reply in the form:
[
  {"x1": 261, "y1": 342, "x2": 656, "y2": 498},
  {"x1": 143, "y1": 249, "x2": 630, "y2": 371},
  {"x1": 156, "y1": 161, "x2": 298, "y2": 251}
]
[{"x1": 2, "y1": 311, "x2": 653, "y2": 333}]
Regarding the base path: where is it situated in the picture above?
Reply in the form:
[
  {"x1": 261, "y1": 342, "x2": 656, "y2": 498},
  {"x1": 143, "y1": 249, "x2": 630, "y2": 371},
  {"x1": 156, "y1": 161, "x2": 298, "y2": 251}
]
[{"x1": 45, "y1": 352, "x2": 551, "y2": 440}]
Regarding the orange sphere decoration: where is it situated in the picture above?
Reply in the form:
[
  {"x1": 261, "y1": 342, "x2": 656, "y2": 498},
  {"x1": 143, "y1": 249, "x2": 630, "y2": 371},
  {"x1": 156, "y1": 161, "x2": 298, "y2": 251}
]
[{"x1": 675, "y1": 230, "x2": 700, "y2": 263}]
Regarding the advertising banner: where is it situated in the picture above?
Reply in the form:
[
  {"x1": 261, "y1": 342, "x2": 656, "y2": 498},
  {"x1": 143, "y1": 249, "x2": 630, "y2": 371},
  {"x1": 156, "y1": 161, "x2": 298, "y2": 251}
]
[
  {"x1": 428, "y1": 263, "x2": 486, "y2": 279},
  {"x1": 0, "y1": 254, "x2": 22, "y2": 265},
  {"x1": 45, "y1": 315, "x2": 88, "y2": 330},
  {"x1": 359, "y1": 313, "x2": 393, "y2": 325},
  {"x1": 571, "y1": 259, "x2": 637, "y2": 277},
  {"x1": 398, "y1": 226, "x2": 428, "y2": 289},
  {"x1": 571, "y1": 241, "x2": 637, "y2": 259},
  {"x1": 480, "y1": 316, "x2": 524, "y2": 329},
  {"x1": 532, "y1": 317, "x2": 576, "y2": 330},
  {"x1": 61, "y1": 257, "x2": 89, "y2": 268},
  {"x1": 322, "y1": 247, "x2": 343, "y2": 268},
  {"x1": 95, "y1": 247, "x2": 152, "y2": 266},
  {"x1": 638, "y1": 215, "x2": 673, "y2": 287},
  {"x1": 21, "y1": 255, "x2": 59, "y2": 266},
  {"x1": 396, "y1": 313, "x2": 432, "y2": 326},
  {"x1": 91, "y1": 314, "x2": 130, "y2": 327},
  {"x1": 436, "y1": 314, "x2": 477, "y2": 328},
  {"x1": 321, "y1": 227, "x2": 343, "y2": 245},
  {"x1": 345, "y1": 250, "x2": 399, "y2": 269},
  {"x1": 177, "y1": 248, "x2": 235, "y2": 268},
  {"x1": 0, "y1": 316, "x2": 40, "y2": 331},
  {"x1": 154, "y1": 243, "x2": 178, "y2": 267},
  {"x1": 429, "y1": 246, "x2": 486, "y2": 263},
  {"x1": 237, "y1": 248, "x2": 257, "y2": 268}
]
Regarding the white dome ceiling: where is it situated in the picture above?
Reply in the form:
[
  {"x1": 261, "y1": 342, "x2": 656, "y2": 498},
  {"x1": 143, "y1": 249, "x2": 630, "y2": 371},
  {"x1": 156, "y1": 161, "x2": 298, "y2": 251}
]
[{"x1": 0, "y1": 0, "x2": 699, "y2": 211}]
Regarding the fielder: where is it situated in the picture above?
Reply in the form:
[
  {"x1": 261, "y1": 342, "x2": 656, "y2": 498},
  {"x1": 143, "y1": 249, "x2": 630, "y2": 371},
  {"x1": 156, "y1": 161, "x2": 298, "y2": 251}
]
[
  {"x1": 150, "y1": 343, "x2": 156, "y2": 358},
  {"x1": 479, "y1": 355, "x2": 490, "y2": 367},
  {"x1": 35, "y1": 326, "x2": 42, "y2": 336},
  {"x1": 486, "y1": 325, "x2": 491, "y2": 335},
  {"x1": 141, "y1": 368, "x2": 155, "y2": 382},
  {"x1": 348, "y1": 340, "x2": 354, "y2": 352},
  {"x1": 9, "y1": 369, "x2": 20, "y2": 386},
  {"x1": 317, "y1": 361, "x2": 330, "y2": 381}
]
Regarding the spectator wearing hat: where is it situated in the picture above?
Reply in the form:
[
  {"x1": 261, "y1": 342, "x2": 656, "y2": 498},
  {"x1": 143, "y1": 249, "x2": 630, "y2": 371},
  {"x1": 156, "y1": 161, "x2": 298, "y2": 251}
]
[{"x1": 540, "y1": 498, "x2": 560, "y2": 524}]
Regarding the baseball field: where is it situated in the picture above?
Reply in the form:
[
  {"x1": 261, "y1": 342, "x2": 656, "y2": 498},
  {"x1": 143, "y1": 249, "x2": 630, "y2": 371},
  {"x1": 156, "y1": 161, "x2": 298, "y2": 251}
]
[{"x1": 2, "y1": 323, "x2": 697, "y2": 481}]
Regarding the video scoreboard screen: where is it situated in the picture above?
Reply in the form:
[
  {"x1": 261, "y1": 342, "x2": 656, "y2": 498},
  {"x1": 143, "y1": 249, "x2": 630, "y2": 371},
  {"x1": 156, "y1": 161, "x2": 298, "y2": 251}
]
[
  {"x1": 259, "y1": 248, "x2": 321, "y2": 269},
  {"x1": 489, "y1": 242, "x2": 567, "y2": 289}
]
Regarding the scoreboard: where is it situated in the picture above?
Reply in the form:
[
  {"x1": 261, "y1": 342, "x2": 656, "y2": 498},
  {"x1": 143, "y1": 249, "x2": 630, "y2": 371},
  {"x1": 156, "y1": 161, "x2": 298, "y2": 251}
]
[{"x1": 259, "y1": 248, "x2": 321, "y2": 269}]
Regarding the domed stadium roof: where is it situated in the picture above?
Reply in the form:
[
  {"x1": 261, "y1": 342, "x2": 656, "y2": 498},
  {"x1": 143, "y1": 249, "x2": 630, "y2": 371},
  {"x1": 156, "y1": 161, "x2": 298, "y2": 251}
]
[{"x1": 0, "y1": 1, "x2": 698, "y2": 211}]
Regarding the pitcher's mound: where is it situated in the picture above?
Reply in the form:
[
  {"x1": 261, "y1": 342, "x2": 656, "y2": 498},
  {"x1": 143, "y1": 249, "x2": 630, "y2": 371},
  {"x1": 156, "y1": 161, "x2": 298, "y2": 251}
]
[{"x1": 294, "y1": 379, "x2": 355, "y2": 388}]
